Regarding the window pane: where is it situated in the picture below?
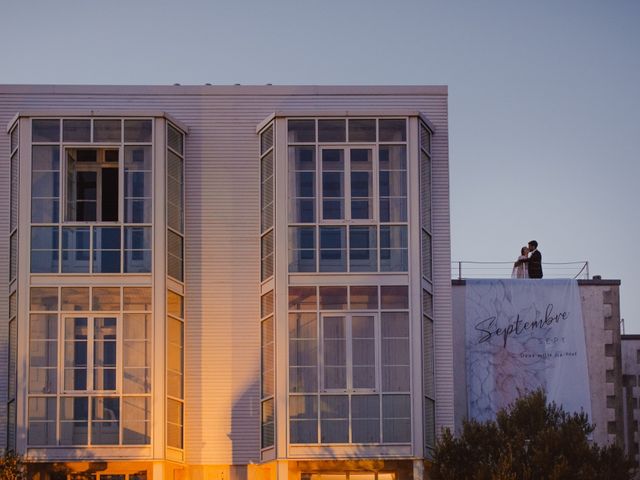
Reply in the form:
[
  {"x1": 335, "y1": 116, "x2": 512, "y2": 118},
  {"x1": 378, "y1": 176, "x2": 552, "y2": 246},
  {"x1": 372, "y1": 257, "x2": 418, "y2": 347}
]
[
  {"x1": 422, "y1": 231, "x2": 432, "y2": 280},
  {"x1": 123, "y1": 287, "x2": 152, "y2": 311},
  {"x1": 288, "y1": 286, "x2": 316, "y2": 311},
  {"x1": 322, "y1": 149, "x2": 344, "y2": 220},
  {"x1": 261, "y1": 231, "x2": 274, "y2": 281},
  {"x1": 261, "y1": 151, "x2": 274, "y2": 233},
  {"x1": 289, "y1": 226, "x2": 316, "y2": 272},
  {"x1": 288, "y1": 119, "x2": 315, "y2": 143},
  {"x1": 261, "y1": 398, "x2": 275, "y2": 448},
  {"x1": 93, "y1": 119, "x2": 121, "y2": 142},
  {"x1": 168, "y1": 230, "x2": 184, "y2": 281},
  {"x1": 169, "y1": 124, "x2": 184, "y2": 155},
  {"x1": 168, "y1": 290, "x2": 184, "y2": 318},
  {"x1": 348, "y1": 119, "x2": 376, "y2": 142},
  {"x1": 168, "y1": 151, "x2": 184, "y2": 233},
  {"x1": 262, "y1": 316, "x2": 275, "y2": 397},
  {"x1": 91, "y1": 397, "x2": 120, "y2": 445},
  {"x1": 320, "y1": 395, "x2": 349, "y2": 443},
  {"x1": 63, "y1": 119, "x2": 91, "y2": 142},
  {"x1": 125, "y1": 146, "x2": 152, "y2": 223},
  {"x1": 380, "y1": 286, "x2": 409, "y2": 309},
  {"x1": 382, "y1": 395, "x2": 411, "y2": 442},
  {"x1": 289, "y1": 395, "x2": 318, "y2": 443},
  {"x1": 323, "y1": 316, "x2": 346, "y2": 390},
  {"x1": 125, "y1": 226, "x2": 152, "y2": 273},
  {"x1": 350, "y1": 286, "x2": 378, "y2": 310},
  {"x1": 380, "y1": 226, "x2": 408, "y2": 272},
  {"x1": 351, "y1": 395, "x2": 380, "y2": 443},
  {"x1": 167, "y1": 398, "x2": 183, "y2": 448},
  {"x1": 350, "y1": 149, "x2": 373, "y2": 220},
  {"x1": 288, "y1": 146, "x2": 316, "y2": 223},
  {"x1": 289, "y1": 313, "x2": 318, "y2": 393},
  {"x1": 352, "y1": 316, "x2": 376, "y2": 389},
  {"x1": 62, "y1": 227, "x2": 90, "y2": 273},
  {"x1": 32, "y1": 119, "x2": 60, "y2": 142},
  {"x1": 379, "y1": 119, "x2": 406, "y2": 142},
  {"x1": 319, "y1": 286, "x2": 347, "y2": 310},
  {"x1": 93, "y1": 227, "x2": 121, "y2": 273},
  {"x1": 28, "y1": 397, "x2": 57, "y2": 445},
  {"x1": 261, "y1": 291, "x2": 274, "y2": 318},
  {"x1": 349, "y1": 226, "x2": 377, "y2": 272},
  {"x1": 32, "y1": 146, "x2": 60, "y2": 223},
  {"x1": 92, "y1": 287, "x2": 121, "y2": 311},
  {"x1": 381, "y1": 313, "x2": 410, "y2": 392},
  {"x1": 379, "y1": 146, "x2": 407, "y2": 222},
  {"x1": 64, "y1": 317, "x2": 88, "y2": 391},
  {"x1": 123, "y1": 397, "x2": 151, "y2": 444},
  {"x1": 59, "y1": 397, "x2": 88, "y2": 445},
  {"x1": 31, "y1": 226, "x2": 59, "y2": 273},
  {"x1": 318, "y1": 119, "x2": 346, "y2": 143},
  {"x1": 167, "y1": 317, "x2": 184, "y2": 399},
  {"x1": 319, "y1": 227, "x2": 346, "y2": 272},
  {"x1": 30, "y1": 287, "x2": 59, "y2": 311},
  {"x1": 61, "y1": 287, "x2": 90, "y2": 311},
  {"x1": 124, "y1": 119, "x2": 152, "y2": 143}
]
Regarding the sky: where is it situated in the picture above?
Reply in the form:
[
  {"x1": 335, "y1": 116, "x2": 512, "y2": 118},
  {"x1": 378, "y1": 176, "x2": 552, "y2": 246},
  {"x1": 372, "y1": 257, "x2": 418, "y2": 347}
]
[{"x1": 2, "y1": 0, "x2": 639, "y2": 329}]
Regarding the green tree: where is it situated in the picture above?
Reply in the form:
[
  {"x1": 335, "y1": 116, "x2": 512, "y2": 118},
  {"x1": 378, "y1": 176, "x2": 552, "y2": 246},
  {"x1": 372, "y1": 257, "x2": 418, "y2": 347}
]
[
  {"x1": 430, "y1": 390, "x2": 635, "y2": 480},
  {"x1": 0, "y1": 451, "x2": 26, "y2": 480}
]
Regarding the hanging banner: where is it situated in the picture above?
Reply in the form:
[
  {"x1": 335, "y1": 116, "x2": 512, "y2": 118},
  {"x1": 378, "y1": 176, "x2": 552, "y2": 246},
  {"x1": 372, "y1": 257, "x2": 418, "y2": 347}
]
[{"x1": 465, "y1": 279, "x2": 591, "y2": 421}]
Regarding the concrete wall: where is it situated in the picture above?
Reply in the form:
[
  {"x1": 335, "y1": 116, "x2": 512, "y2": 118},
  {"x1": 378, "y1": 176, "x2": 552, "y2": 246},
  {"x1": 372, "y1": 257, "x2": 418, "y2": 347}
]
[{"x1": 452, "y1": 279, "x2": 623, "y2": 447}]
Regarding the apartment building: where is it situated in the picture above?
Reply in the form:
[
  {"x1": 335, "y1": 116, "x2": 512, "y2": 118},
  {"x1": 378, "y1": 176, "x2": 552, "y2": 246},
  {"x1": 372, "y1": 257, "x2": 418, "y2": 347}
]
[{"x1": 0, "y1": 85, "x2": 452, "y2": 480}]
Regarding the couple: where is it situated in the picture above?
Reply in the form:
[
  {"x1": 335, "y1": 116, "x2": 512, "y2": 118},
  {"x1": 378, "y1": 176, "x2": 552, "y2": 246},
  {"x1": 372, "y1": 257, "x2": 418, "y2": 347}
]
[{"x1": 512, "y1": 240, "x2": 543, "y2": 279}]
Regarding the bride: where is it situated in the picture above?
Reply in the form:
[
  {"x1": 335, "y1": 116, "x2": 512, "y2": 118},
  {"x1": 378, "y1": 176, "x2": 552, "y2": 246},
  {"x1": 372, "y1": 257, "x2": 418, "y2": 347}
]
[{"x1": 512, "y1": 246, "x2": 529, "y2": 278}]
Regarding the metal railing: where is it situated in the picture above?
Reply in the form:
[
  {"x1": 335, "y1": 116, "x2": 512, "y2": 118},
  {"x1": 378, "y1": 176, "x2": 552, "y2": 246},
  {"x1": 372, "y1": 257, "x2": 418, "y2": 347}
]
[{"x1": 451, "y1": 261, "x2": 589, "y2": 280}]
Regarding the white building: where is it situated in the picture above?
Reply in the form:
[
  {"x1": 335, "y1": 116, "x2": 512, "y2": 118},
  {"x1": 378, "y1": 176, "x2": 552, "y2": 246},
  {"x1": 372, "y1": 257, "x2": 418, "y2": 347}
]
[{"x1": 0, "y1": 85, "x2": 452, "y2": 480}]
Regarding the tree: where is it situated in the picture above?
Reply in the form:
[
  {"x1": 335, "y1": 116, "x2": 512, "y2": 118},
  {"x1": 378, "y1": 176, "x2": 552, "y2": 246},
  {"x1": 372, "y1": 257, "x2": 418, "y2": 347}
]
[
  {"x1": 0, "y1": 451, "x2": 26, "y2": 480},
  {"x1": 430, "y1": 390, "x2": 635, "y2": 480}
]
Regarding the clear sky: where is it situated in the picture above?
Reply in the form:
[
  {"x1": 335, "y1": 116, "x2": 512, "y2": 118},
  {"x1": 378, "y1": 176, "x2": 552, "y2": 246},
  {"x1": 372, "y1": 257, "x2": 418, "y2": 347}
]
[{"x1": 2, "y1": 0, "x2": 639, "y2": 329}]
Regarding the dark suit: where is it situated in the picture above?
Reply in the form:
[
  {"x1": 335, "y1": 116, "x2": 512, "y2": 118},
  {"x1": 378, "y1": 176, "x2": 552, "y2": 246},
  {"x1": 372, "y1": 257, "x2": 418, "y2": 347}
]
[{"x1": 524, "y1": 250, "x2": 543, "y2": 278}]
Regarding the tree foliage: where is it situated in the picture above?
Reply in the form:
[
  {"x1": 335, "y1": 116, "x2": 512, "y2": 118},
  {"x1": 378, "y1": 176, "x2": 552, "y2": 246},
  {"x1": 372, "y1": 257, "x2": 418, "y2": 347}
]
[
  {"x1": 0, "y1": 451, "x2": 26, "y2": 480},
  {"x1": 430, "y1": 390, "x2": 635, "y2": 480}
]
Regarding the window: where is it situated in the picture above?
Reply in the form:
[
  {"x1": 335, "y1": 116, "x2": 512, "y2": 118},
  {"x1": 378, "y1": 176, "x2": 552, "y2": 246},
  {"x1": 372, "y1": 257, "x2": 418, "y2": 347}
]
[
  {"x1": 288, "y1": 285, "x2": 411, "y2": 445},
  {"x1": 420, "y1": 122, "x2": 434, "y2": 282},
  {"x1": 27, "y1": 286, "x2": 151, "y2": 446},
  {"x1": 261, "y1": 290, "x2": 275, "y2": 449},
  {"x1": 167, "y1": 123, "x2": 185, "y2": 283},
  {"x1": 167, "y1": 289, "x2": 184, "y2": 450},
  {"x1": 260, "y1": 123, "x2": 275, "y2": 282}
]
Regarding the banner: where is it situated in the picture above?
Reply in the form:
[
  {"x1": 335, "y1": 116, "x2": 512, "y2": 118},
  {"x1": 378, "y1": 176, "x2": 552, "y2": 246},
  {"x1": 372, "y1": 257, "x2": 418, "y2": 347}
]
[{"x1": 465, "y1": 279, "x2": 591, "y2": 421}]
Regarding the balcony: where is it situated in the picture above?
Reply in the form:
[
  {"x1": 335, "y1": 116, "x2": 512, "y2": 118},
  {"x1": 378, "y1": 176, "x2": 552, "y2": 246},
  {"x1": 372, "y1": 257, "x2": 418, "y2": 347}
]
[{"x1": 451, "y1": 260, "x2": 590, "y2": 280}]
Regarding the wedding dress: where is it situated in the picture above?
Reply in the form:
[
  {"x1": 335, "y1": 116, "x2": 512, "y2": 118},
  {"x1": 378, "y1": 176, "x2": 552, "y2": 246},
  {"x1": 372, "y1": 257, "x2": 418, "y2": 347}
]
[{"x1": 511, "y1": 255, "x2": 528, "y2": 278}]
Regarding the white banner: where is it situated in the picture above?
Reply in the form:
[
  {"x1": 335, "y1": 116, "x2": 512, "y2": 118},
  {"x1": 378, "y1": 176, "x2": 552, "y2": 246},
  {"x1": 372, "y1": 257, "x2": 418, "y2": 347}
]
[{"x1": 465, "y1": 279, "x2": 591, "y2": 421}]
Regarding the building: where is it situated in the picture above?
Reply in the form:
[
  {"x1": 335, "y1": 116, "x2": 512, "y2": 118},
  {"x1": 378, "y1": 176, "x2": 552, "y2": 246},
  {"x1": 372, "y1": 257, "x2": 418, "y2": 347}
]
[
  {"x1": 621, "y1": 334, "x2": 640, "y2": 464},
  {"x1": 0, "y1": 85, "x2": 452, "y2": 480}
]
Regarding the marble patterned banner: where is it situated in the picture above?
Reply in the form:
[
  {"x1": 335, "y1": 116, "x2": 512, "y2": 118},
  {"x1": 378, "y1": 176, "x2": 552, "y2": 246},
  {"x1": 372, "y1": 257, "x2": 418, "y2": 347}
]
[{"x1": 465, "y1": 279, "x2": 591, "y2": 421}]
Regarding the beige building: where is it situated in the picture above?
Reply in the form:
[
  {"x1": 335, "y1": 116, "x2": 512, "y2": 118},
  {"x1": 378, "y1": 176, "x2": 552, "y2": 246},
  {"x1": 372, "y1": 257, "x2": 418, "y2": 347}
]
[{"x1": 0, "y1": 85, "x2": 452, "y2": 480}]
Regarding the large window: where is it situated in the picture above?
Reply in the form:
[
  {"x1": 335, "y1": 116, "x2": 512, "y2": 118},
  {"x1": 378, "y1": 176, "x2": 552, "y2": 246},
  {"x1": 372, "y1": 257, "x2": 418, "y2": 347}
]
[
  {"x1": 30, "y1": 118, "x2": 153, "y2": 274},
  {"x1": 260, "y1": 124, "x2": 275, "y2": 281},
  {"x1": 287, "y1": 118, "x2": 408, "y2": 274},
  {"x1": 27, "y1": 286, "x2": 152, "y2": 446},
  {"x1": 167, "y1": 123, "x2": 185, "y2": 282},
  {"x1": 261, "y1": 290, "x2": 275, "y2": 449},
  {"x1": 167, "y1": 289, "x2": 184, "y2": 450},
  {"x1": 288, "y1": 285, "x2": 411, "y2": 445}
]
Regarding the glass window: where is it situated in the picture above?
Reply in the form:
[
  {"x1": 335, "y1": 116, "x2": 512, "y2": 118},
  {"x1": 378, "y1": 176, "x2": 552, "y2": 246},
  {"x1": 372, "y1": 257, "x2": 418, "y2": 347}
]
[
  {"x1": 261, "y1": 230, "x2": 274, "y2": 281},
  {"x1": 64, "y1": 317, "x2": 88, "y2": 391},
  {"x1": 351, "y1": 395, "x2": 380, "y2": 443},
  {"x1": 289, "y1": 226, "x2": 316, "y2": 273},
  {"x1": 124, "y1": 119, "x2": 152, "y2": 143},
  {"x1": 380, "y1": 286, "x2": 409, "y2": 309},
  {"x1": 91, "y1": 397, "x2": 120, "y2": 444},
  {"x1": 352, "y1": 316, "x2": 376, "y2": 389},
  {"x1": 381, "y1": 313, "x2": 410, "y2": 392},
  {"x1": 123, "y1": 314, "x2": 151, "y2": 394},
  {"x1": 167, "y1": 398, "x2": 183, "y2": 448},
  {"x1": 261, "y1": 398, "x2": 275, "y2": 448},
  {"x1": 93, "y1": 227, "x2": 121, "y2": 273},
  {"x1": 288, "y1": 286, "x2": 316, "y2": 311},
  {"x1": 320, "y1": 395, "x2": 349, "y2": 443},
  {"x1": 349, "y1": 226, "x2": 377, "y2": 272},
  {"x1": 319, "y1": 286, "x2": 347, "y2": 310},
  {"x1": 350, "y1": 286, "x2": 378, "y2": 310},
  {"x1": 93, "y1": 119, "x2": 121, "y2": 143},
  {"x1": 289, "y1": 395, "x2": 318, "y2": 443},
  {"x1": 62, "y1": 227, "x2": 90, "y2": 273},
  {"x1": 323, "y1": 316, "x2": 347, "y2": 390},
  {"x1": 422, "y1": 231, "x2": 432, "y2": 280},
  {"x1": 321, "y1": 149, "x2": 344, "y2": 220},
  {"x1": 59, "y1": 396, "x2": 88, "y2": 445},
  {"x1": 382, "y1": 395, "x2": 411, "y2": 442},
  {"x1": 61, "y1": 287, "x2": 90, "y2": 311},
  {"x1": 10, "y1": 232, "x2": 17, "y2": 280},
  {"x1": 261, "y1": 316, "x2": 275, "y2": 397},
  {"x1": 261, "y1": 151, "x2": 274, "y2": 233},
  {"x1": 29, "y1": 314, "x2": 57, "y2": 394},
  {"x1": 379, "y1": 146, "x2": 407, "y2": 222},
  {"x1": 124, "y1": 226, "x2": 152, "y2": 273},
  {"x1": 63, "y1": 119, "x2": 91, "y2": 142},
  {"x1": 289, "y1": 313, "x2": 318, "y2": 393},
  {"x1": 348, "y1": 119, "x2": 376, "y2": 142},
  {"x1": 28, "y1": 397, "x2": 57, "y2": 445},
  {"x1": 319, "y1": 226, "x2": 346, "y2": 272},
  {"x1": 420, "y1": 122, "x2": 431, "y2": 153},
  {"x1": 380, "y1": 226, "x2": 408, "y2": 272},
  {"x1": 92, "y1": 287, "x2": 121, "y2": 311},
  {"x1": 167, "y1": 317, "x2": 184, "y2": 399},
  {"x1": 288, "y1": 147, "x2": 316, "y2": 223},
  {"x1": 124, "y1": 146, "x2": 152, "y2": 223},
  {"x1": 123, "y1": 396, "x2": 150, "y2": 444},
  {"x1": 423, "y1": 312, "x2": 435, "y2": 399},
  {"x1": 169, "y1": 124, "x2": 184, "y2": 155},
  {"x1": 93, "y1": 317, "x2": 117, "y2": 391},
  {"x1": 30, "y1": 287, "x2": 59, "y2": 311},
  {"x1": 31, "y1": 226, "x2": 59, "y2": 273},
  {"x1": 318, "y1": 119, "x2": 346, "y2": 143},
  {"x1": 288, "y1": 119, "x2": 315, "y2": 143},
  {"x1": 420, "y1": 151, "x2": 431, "y2": 229},
  {"x1": 123, "y1": 287, "x2": 152, "y2": 311},
  {"x1": 32, "y1": 119, "x2": 60, "y2": 143},
  {"x1": 10, "y1": 151, "x2": 18, "y2": 231},
  {"x1": 168, "y1": 151, "x2": 184, "y2": 233},
  {"x1": 168, "y1": 230, "x2": 183, "y2": 281},
  {"x1": 31, "y1": 145, "x2": 60, "y2": 223},
  {"x1": 378, "y1": 119, "x2": 406, "y2": 142},
  {"x1": 168, "y1": 290, "x2": 184, "y2": 318},
  {"x1": 350, "y1": 149, "x2": 373, "y2": 220},
  {"x1": 261, "y1": 291, "x2": 274, "y2": 318}
]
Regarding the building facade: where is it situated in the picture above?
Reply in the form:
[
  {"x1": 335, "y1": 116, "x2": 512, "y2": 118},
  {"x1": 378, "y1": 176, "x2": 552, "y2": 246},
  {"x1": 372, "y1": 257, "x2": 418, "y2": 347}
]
[{"x1": 0, "y1": 85, "x2": 452, "y2": 480}]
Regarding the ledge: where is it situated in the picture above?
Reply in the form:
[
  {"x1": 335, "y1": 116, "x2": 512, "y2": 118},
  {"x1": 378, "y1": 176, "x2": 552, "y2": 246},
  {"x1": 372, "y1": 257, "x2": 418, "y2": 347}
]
[{"x1": 452, "y1": 279, "x2": 621, "y2": 286}]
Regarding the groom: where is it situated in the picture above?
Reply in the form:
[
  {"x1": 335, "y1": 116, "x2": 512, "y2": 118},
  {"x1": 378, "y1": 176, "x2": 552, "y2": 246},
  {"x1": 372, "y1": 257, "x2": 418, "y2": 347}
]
[{"x1": 522, "y1": 240, "x2": 543, "y2": 278}]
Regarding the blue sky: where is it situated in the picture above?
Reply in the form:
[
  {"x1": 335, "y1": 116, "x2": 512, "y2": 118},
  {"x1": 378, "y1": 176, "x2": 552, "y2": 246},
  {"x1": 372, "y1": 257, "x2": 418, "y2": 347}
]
[{"x1": 2, "y1": 0, "x2": 639, "y2": 329}]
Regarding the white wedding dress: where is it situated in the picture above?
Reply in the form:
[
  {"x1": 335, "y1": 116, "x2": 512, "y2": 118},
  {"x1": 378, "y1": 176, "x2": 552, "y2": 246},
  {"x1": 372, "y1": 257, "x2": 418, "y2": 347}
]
[{"x1": 511, "y1": 255, "x2": 528, "y2": 278}]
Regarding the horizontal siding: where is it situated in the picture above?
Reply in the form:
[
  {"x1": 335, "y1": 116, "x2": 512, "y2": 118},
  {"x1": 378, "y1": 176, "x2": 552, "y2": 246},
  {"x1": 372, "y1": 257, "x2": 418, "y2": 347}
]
[{"x1": 0, "y1": 88, "x2": 450, "y2": 464}]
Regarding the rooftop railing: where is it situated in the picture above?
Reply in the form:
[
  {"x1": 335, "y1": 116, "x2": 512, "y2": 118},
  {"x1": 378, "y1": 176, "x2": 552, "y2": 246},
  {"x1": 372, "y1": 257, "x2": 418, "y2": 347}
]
[{"x1": 451, "y1": 261, "x2": 590, "y2": 280}]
